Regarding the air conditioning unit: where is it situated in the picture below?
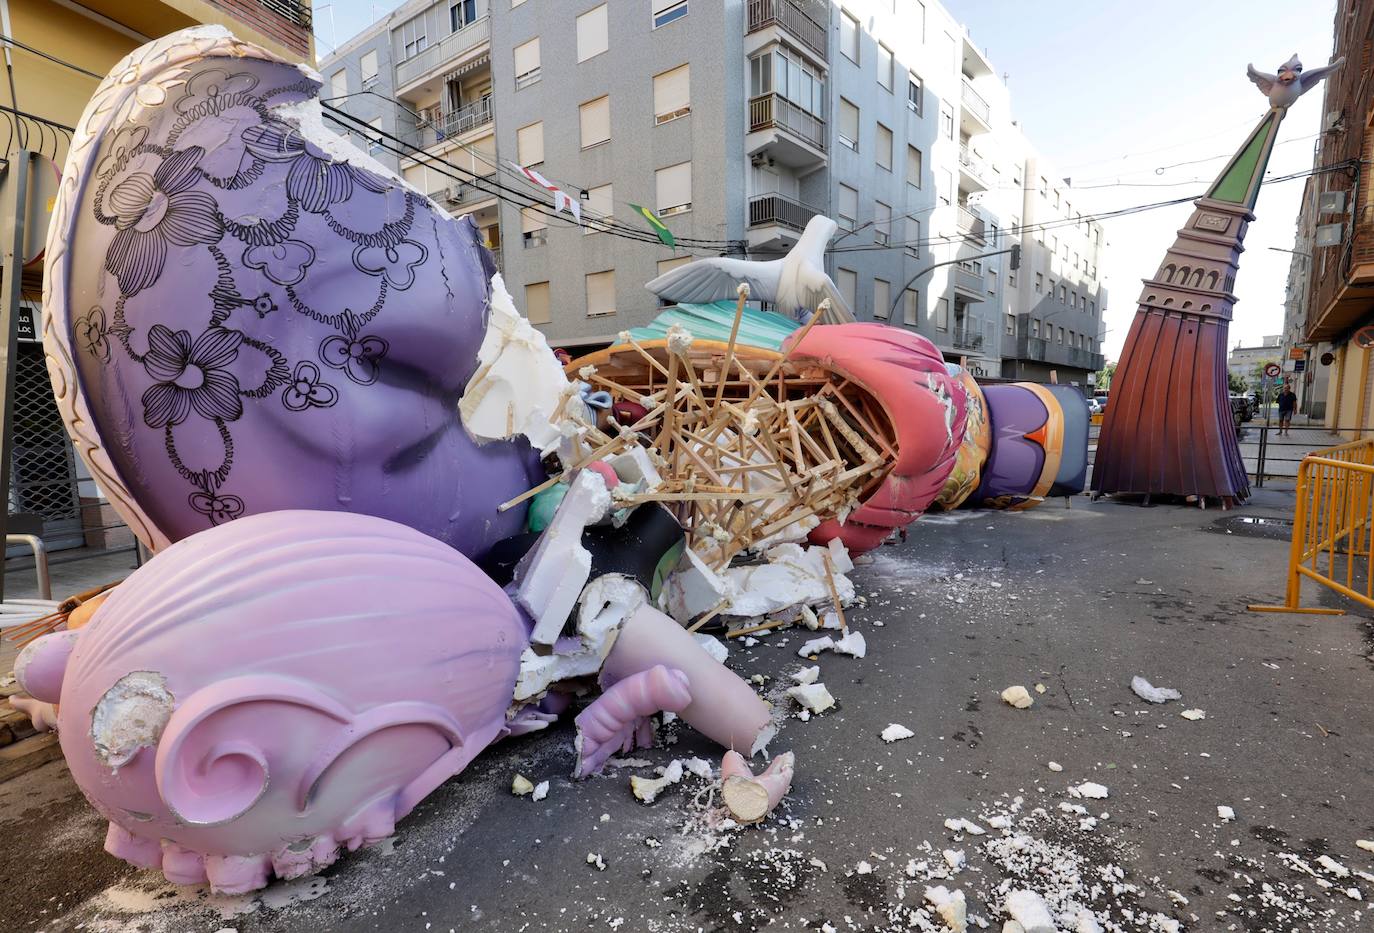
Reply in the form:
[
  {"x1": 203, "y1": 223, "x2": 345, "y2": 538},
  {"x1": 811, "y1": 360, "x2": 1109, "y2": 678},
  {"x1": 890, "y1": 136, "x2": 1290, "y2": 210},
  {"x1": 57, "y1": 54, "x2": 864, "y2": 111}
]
[
  {"x1": 1315, "y1": 222, "x2": 1344, "y2": 247},
  {"x1": 444, "y1": 185, "x2": 464, "y2": 204},
  {"x1": 1318, "y1": 190, "x2": 1346, "y2": 214},
  {"x1": 1324, "y1": 109, "x2": 1345, "y2": 132}
]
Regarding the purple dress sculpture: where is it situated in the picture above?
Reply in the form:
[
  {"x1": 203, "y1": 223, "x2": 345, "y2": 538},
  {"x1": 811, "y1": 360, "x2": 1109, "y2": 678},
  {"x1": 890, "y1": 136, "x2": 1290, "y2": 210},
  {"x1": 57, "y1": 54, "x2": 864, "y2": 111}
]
[{"x1": 43, "y1": 26, "x2": 539, "y2": 558}]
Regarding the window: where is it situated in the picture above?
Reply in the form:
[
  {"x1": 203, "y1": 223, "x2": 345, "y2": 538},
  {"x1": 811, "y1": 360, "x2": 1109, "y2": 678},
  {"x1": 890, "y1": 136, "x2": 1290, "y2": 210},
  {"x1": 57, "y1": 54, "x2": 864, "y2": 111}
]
[
  {"x1": 907, "y1": 73, "x2": 923, "y2": 114},
  {"x1": 521, "y1": 207, "x2": 547, "y2": 248},
  {"x1": 658, "y1": 256, "x2": 690, "y2": 276},
  {"x1": 838, "y1": 268, "x2": 857, "y2": 311},
  {"x1": 1089, "y1": 300, "x2": 1096, "y2": 316},
  {"x1": 874, "y1": 278, "x2": 891, "y2": 320},
  {"x1": 876, "y1": 123, "x2": 892, "y2": 171},
  {"x1": 874, "y1": 201, "x2": 891, "y2": 245},
  {"x1": 656, "y1": 161, "x2": 692, "y2": 215},
  {"x1": 580, "y1": 95, "x2": 611, "y2": 148},
  {"x1": 517, "y1": 121, "x2": 544, "y2": 166},
  {"x1": 366, "y1": 117, "x2": 383, "y2": 154},
  {"x1": 653, "y1": 64, "x2": 690, "y2": 124},
  {"x1": 1059, "y1": 284, "x2": 1067, "y2": 302},
  {"x1": 906, "y1": 217, "x2": 920, "y2": 258},
  {"x1": 841, "y1": 10, "x2": 859, "y2": 63},
  {"x1": 514, "y1": 38, "x2": 541, "y2": 89},
  {"x1": 1039, "y1": 176, "x2": 1048, "y2": 197},
  {"x1": 939, "y1": 171, "x2": 952, "y2": 206},
  {"x1": 1057, "y1": 326, "x2": 1065, "y2": 345},
  {"x1": 1009, "y1": 269, "x2": 1017, "y2": 288},
  {"x1": 1053, "y1": 189, "x2": 1061, "y2": 209},
  {"x1": 750, "y1": 48, "x2": 825, "y2": 120},
  {"x1": 360, "y1": 50, "x2": 379, "y2": 87},
  {"x1": 906, "y1": 145, "x2": 922, "y2": 188},
  {"x1": 838, "y1": 184, "x2": 858, "y2": 230},
  {"x1": 584, "y1": 183, "x2": 612, "y2": 234},
  {"x1": 586, "y1": 270, "x2": 616, "y2": 316},
  {"x1": 989, "y1": 223, "x2": 998, "y2": 245},
  {"x1": 525, "y1": 281, "x2": 551, "y2": 325},
  {"x1": 1035, "y1": 272, "x2": 1043, "y2": 293},
  {"x1": 903, "y1": 289, "x2": 919, "y2": 325},
  {"x1": 1070, "y1": 290, "x2": 1077, "y2": 308},
  {"x1": 838, "y1": 98, "x2": 859, "y2": 150},
  {"x1": 450, "y1": 0, "x2": 476, "y2": 31},
  {"x1": 330, "y1": 68, "x2": 347, "y2": 99},
  {"x1": 400, "y1": 17, "x2": 427, "y2": 59},
  {"x1": 1006, "y1": 313, "x2": 1015, "y2": 335},
  {"x1": 652, "y1": 0, "x2": 688, "y2": 28},
  {"x1": 935, "y1": 298, "x2": 949, "y2": 332},
  {"x1": 1031, "y1": 318, "x2": 1040, "y2": 337},
  {"x1": 877, "y1": 44, "x2": 893, "y2": 90},
  {"x1": 1069, "y1": 330, "x2": 1077, "y2": 348},
  {"x1": 940, "y1": 102, "x2": 953, "y2": 140},
  {"x1": 577, "y1": 5, "x2": 609, "y2": 62},
  {"x1": 1050, "y1": 235, "x2": 1058, "y2": 256}
]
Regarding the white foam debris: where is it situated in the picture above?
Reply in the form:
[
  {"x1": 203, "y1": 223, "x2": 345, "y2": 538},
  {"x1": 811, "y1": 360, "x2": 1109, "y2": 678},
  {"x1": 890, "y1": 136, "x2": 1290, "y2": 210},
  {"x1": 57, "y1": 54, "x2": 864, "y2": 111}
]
[
  {"x1": 1130, "y1": 675, "x2": 1182, "y2": 704},
  {"x1": 511, "y1": 774, "x2": 534, "y2": 796},
  {"x1": 664, "y1": 550, "x2": 732, "y2": 623},
  {"x1": 513, "y1": 572, "x2": 641, "y2": 700},
  {"x1": 1069, "y1": 782, "x2": 1109, "y2": 800},
  {"x1": 943, "y1": 849, "x2": 966, "y2": 873},
  {"x1": 531, "y1": 781, "x2": 549, "y2": 802},
  {"x1": 91, "y1": 671, "x2": 174, "y2": 769},
  {"x1": 1074, "y1": 909, "x2": 1103, "y2": 933},
  {"x1": 1318, "y1": 855, "x2": 1351, "y2": 878},
  {"x1": 944, "y1": 817, "x2": 986, "y2": 837},
  {"x1": 723, "y1": 540, "x2": 855, "y2": 618},
  {"x1": 1004, "y1": 889, "x2": 1056, "y2": 933},
  {"x1": 855, "y1": 860, "x2": 873, "y2": 874},
  {"x1": 790, "y1": 666, "x2": 821, "y2": 686},
  {"x1": 1047, "y1": 761, "x2": 1063, "y2": 772},
  {"x1": 1001, "y1": 685, "x2": 1034, "y2": 709},
  {"x1": 832, "y1": 630, "x2": 867, "y2": 658},
  {"x1": 1180, "y1": 708, "x2": 1206, "y2": 720},
  {"x1": 787, "y1": 683, "x2": 836, "y2": 714},
  {"x1": 881, "y1": 723, "x2": 915, "y2": 743},
  {"x1": 1217, "y1": 805, "x2": 1235, "y2": 822},
  {"x1": 1358, "y1": 839, "x2": 1374, "y2": 853},
  {"x1": 682, "y1": 757, "x2": 713, "y2": 779},
  {"x1": 924, "y1": 885, "x2": 969, "y2": 932},
  {"x1": 798, "y1": 636, "x2": 835, "y2": 658},
  {"x1": 586, "y1": 852, "x2": 606, "y2": 871},
  {"x1": 630, "y1": 774, "x2": 673, "y2": 804},
  {"x1": 691, "y1": 632, "x2": 729, "y2": 664}
]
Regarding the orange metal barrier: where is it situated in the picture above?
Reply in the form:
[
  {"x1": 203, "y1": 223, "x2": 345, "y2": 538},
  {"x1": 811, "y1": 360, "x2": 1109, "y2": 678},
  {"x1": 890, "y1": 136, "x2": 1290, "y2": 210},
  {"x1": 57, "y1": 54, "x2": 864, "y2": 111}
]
[{"x1": 1248, "y1": 438, "x2": 1374, "y2": 615}]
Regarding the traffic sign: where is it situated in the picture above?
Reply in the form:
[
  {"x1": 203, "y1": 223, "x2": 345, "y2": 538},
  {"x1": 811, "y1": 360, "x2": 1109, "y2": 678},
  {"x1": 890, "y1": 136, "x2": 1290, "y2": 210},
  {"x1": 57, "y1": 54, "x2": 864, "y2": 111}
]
[
  {"x1": 1263, "y1": 362, "x2": 1282, "y2": 378},
  {"x1": 1293, "y1": 359, "x2": 1306, "y2": 373}
]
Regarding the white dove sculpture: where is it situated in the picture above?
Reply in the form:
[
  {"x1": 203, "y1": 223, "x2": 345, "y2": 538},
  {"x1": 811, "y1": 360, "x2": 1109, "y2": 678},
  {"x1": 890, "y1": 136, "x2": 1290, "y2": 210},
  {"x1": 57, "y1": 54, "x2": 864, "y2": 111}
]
[
  {"x1": 644, "y1": 215, "x2": 856, "y2": 324},
  {"x1": 1247, "y1": 54, "x2": 1344, "y2": 111}
]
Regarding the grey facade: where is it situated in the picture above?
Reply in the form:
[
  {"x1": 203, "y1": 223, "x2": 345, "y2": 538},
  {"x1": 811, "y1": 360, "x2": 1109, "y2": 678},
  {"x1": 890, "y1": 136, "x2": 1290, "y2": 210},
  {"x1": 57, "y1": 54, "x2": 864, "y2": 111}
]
[{"x1": 320, "y1": 0, "x2": 1108, "y2": 381}]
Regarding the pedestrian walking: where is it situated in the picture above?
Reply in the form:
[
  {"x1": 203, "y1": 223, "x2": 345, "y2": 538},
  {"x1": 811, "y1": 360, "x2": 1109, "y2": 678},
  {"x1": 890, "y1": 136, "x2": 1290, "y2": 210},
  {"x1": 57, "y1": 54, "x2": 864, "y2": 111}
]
[{"x1": 1277, "y1": 382, "x2": 1298, "y2": 435}]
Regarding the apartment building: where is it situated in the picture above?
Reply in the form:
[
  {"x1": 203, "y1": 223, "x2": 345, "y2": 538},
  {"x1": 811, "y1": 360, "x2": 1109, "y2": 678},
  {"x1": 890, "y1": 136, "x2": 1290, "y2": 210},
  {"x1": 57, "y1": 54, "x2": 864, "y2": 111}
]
[{"x1": 322, "y1": 0, "x2": 1106, "y2": 383}]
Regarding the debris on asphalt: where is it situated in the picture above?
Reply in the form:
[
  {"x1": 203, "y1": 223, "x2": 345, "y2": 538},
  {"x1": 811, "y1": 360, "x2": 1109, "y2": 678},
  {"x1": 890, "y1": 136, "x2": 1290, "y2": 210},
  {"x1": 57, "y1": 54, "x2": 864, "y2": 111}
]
[
  {"x1": 832, "y1": 629, "x2": 867, "y2": 658},
  {"x1": 1069, "y1": 782, "x2": 1109, "y2": 799},
  {"x1": 1217, "y1": 805, "x2": 1235, "y2": 822},
  {"x1": 720, "y1": 750, "x2": 794, "y2": 824},
  {"x1": 585, "y1": 852, "x2": 606, "y2": 871},
  {"x1": 1004, "y1": 888, "x2": 1057, "y2": 933},
  {"x1": 1047, "y1": 761, "x2": 1064, "y2": 772},
  {"x1": 924, "y1": 884, "x2": 969, "y2": 932},
  {"x1": 1179, "y1": 708, "x2": 1206, "y2": 720},
  {"x1": 790, "y1": 665, "x2": 821, "y2": 685},
  {"x1": 787, "y1": 682, "x2": 836, "y2": 714},
  {"x1": 1358, "y1": 839, "x2": 1374, "y2": 853},
  {"x1": 1130, "y1": 675, "x2": 1182, "y2": 704},
  {"x1": 1001, "y1": 685, "x2": 1034, "y2": 709},
  {"x1": 944, "y1": 817, "x2": 986, "y2": 836},
  {"x1": 531, "y1": 780, "x2": 549, "y2": 802},
  {"x1": 881, "y1": 723, "x2": 915, "y2": 743},
  {"x1": 511, "y1": 774, "x2": 534, "y2": 796}
]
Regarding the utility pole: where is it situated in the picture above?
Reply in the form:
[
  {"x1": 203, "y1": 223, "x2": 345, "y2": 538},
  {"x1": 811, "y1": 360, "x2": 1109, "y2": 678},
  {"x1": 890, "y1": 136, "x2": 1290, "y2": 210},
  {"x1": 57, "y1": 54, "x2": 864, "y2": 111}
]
[{"x1": 887, "y1": 243, "x2": 1020, "y2": 323}]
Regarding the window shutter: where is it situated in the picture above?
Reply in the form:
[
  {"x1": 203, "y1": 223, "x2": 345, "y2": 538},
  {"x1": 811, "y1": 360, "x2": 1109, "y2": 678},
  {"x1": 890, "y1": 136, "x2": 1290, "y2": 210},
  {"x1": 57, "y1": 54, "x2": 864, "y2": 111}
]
[
  {"x1": 653, "y1": 64, "x2": 690, "y2": 118},
  {"x1": 361, "y1": 50, "x2": 378, "y2": 82},
  {"x1": 330, "y1": 69, "x2": 347, "y2": 98},
  {"x1": 658, "y1": 256, "x2": 691, "y2": 276},
  {"x1": 521, "y1": 206, "x2": 546, "y2": 233},
  {"x1": 839, "y1": 98, "x2": 858, "y2": 144},
  {"x1": 878, "y1": 45, "x2": 893, "y2": 88},
  {"x1": 876, "y1": 124, "x2": 892, "y2": 169},
  {"x1": 517, "y1": 121, "x2": 544, "y2": 166},
  {"x1": 514, "y1": 38, "x2": 540, "y2": 77},
  {"x1": 525, "y1": 282, "x2": 551, "y2": 325},
  {"x1": 903, "y1": 290, "x2": 919, "y2": 325},
  {"x1": 580, "y1": 96, "x2": 611, "y2": 147},
  {"x1": 874, "y1": 279, "x2": 890, "y2": 320},
  {"x1": 907, "y1": 145, "x2": 922, "y2": 187},
  {"x1": 838, "y1": 184, "x2": 857, "y2": 225},
  {"x1": 837, "y1": 269, "x2": 857, "y2": 310},
  {"x1": 577, "y1": 5, "x2": 609, "y2": 62},
  {"x1": 586, "y1": 270, "x2": 616, "y2": 316},
  {"x1": 585, "y1": 183, "x2": 613, "y2": 232},
  {"x1": 655, "y1": 162, "x2": 692, "y2": 212}
]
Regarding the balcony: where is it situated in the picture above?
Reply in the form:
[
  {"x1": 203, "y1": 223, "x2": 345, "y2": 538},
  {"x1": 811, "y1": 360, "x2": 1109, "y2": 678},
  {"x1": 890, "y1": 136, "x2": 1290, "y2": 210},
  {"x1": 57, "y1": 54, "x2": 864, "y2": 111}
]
[
  {"x1": 747, "y1": 192, "x2": 820, "y2": 252},
  {"x1": 952, "y1": 326, "x2": 984, "y2": 351},
  {"x1": 429, "y1": 174, "x2": 498, "y2": 211},
  {"x1": 960, "y1": 79, "x2": 991, "y2": 134},
  {"x1": 958, "y1": 143, "x2": 989, "y2": 190},
  {"x1": 956, "y1": 205, "x2": 985, "y2": 244},
  {"x1": 395, "y1": 16, "x2": 490, "y2": 90},
  {"x1": 747, "y1": 93, "x2": 826, "y2": 168},
  {"x1": 953, "y1": 266, "x2": 986, "y2": 301},
  {"x1": 404, "y1": 97, "x2": 493, "y2": 151},
  {"x1": 1015, "y1": 335, "x2": 1105, "y2": 372},
  {"x1": 745, "y1": 0, "x2": 827, "y2": 62}
]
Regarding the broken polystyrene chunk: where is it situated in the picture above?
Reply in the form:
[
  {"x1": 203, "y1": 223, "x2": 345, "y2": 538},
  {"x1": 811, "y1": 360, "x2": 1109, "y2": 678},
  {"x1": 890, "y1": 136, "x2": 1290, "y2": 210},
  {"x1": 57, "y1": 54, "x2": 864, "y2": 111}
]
[
  {"x1": 1317, "y1": 855, "x2": 1351, "y2": 878},
  {"x1": 1047, "y1": 761, "x2": 1064, "y2": 772},
  {"x1": 630, "y1": 774, "x2": 673, "y2": 804},
  {"x1": 924, "y1": 885, "x2": 968, "y2": 933},
  {"x1": 943, "y1": 817, "x2": 986, "y2": 837},
  {"x1": 832, "y1": 630, "x2": 867, "y2": 659},
  {"x1": 881, "y1": 723, "x2": 915, "y2": 743},
  {"x1": 663, "y1": 549, "x2": 731, "y2": 623},
  {"x1": 791, "y1": 666, "x2": 821, "y2": 686},
  {"x1": 1180, "y1": 708, "x2": 1206, "y2": 720},
  {"x1": 692, "y1": 633, "x2": 729, "y2": 664},
  {"x1": 723, "y1": 542, "x2": 856, "y2": 618},
  {"x1": 91, "y1": 671, "x2": 174, "y2": 769},
  {"x1": 1217, "y1": 805, "x2": 1235, "y2": 822},
  {"x1": 682, "y1": 757, "x2": 713, "y2": 779},
  {"x1": 786, "y1": 683, "x2": 835, "y2": 714},
  {"x1": 586, "y1": 852, "x2": 606, "y2": 871},
  {"x1": 513, "y1": 573, "x2": 645, "y2": 702},
  {"x1": 1069, "y1": 781, "x2": 1109, "y2": 800},
  {"x1": 1004, "y1": 889, "x2": 1056, "y2": 933},
  {"x1": 607, "y1": 445, "x2": 662, "y2": 491},
  {"x1": 1357, "y1": 839, "x2": 1374, "y2": 853},
  {"x1": 512, "y1": 774, "x2": 534, "y2": 796},
  {"x1": 532, "y1": 781, "x2": 550, "y2": 802},
  {"x1": 1130, "y1": 675, "x2": 1182, "y2": 704},
  {"x1": 943, "y1": 849, "x2": 965, "y2": 872},
  {"x1": 1075, "y1": 910, "x2": 1104, "y2": 933},
  {"x1": 1000, "y1": 686, "x2": 1034, "y2": 709},
  {"x1": 798, "y1": 636, "x2": 835, "y2": 658}
]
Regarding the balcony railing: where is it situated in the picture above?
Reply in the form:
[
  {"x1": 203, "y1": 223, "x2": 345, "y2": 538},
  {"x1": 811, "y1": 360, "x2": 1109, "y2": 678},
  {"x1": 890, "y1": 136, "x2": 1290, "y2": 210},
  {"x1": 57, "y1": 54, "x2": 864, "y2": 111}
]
[
  {"x1": 252, "y1": 0, "x2": 311, "y2": 28},
  {"x1": 749, "y1": 93, "x2": 827, "y2": 152},
  {"x1": 961, "y1": 79, "x2": 990, "y2": 126},
  {"x1": 958, "y1": 143, "x2": 988, "y2": 185},
  {"x1": 1016, "y1": 336, "x2": 1104, "y2": 371},
  {"x1": 748, "y1": 192, "x2": 820, "y2": 232},
  {"x1": 395, "y1": 15, "x2": 491, "y2": 88},
  {"x1": 952, "y1": 327, "x2": 984, "y2": 351},
  {"x1": 745, "y1": 0, "x2": 827, "y2": 60},
  {"x1": 404, "y1": 97, "x2": 494, "y2": 150},
  {"x1": 429, "y1": 174, "x2": 497, "y2": 210},
  {"x1": 956, "y1": 205, "x2": 985, "y2": 243}
]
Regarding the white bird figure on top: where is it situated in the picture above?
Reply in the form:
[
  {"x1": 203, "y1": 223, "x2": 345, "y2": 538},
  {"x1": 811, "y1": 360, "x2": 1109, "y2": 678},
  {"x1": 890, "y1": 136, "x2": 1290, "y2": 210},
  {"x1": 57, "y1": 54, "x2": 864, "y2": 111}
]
[
  {"x1": 1246, "y1": 54, "x2": 1344, "y2": 111},
  {"x1": 643, "y1": 215, "x2": 856, "y2": 324}
]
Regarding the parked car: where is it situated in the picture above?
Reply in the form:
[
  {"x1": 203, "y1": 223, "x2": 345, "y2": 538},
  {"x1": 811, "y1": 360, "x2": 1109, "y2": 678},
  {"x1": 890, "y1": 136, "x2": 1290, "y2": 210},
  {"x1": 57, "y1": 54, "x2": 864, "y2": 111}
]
[
  {"x1": 1087, "y1": 397, "x2": 1105, "y2": 415},
  {"x1": 1229, "y1": 394, "x2": 1255, "y2": 423}
]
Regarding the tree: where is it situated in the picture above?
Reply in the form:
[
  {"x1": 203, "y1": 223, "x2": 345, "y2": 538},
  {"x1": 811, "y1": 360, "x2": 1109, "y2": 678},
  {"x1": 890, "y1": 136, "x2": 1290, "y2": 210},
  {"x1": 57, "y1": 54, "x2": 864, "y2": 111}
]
[
  {"x1": 1095, "y1": 361, "x2": 1116, "y2": 391},
  {"x1": 1228, "y1": 371, "x2": 1248, "y2": 394}
]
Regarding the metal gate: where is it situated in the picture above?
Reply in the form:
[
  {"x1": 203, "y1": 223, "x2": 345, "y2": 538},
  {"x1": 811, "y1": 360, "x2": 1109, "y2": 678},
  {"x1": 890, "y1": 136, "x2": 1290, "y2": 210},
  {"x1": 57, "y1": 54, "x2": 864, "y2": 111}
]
[{"x1": 6, "y1": 340, "x2": 83, "y2": 551}]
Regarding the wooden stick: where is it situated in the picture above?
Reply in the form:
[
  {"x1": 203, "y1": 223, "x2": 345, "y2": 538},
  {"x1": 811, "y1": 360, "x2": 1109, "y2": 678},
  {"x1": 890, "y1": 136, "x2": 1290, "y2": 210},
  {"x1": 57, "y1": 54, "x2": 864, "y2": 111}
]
[
  {"x1": 686, "y1": 598, "x2": 729, "y2": 633},
  {"x1": 726, "y1": 616, "x2": 793, "y2": 638},
  {"x1": 714, "y1": 285, "x2": 749, "y2": 408},
  {"x1": 822, "y1": 550, "x2": 848, "y2": 633}
]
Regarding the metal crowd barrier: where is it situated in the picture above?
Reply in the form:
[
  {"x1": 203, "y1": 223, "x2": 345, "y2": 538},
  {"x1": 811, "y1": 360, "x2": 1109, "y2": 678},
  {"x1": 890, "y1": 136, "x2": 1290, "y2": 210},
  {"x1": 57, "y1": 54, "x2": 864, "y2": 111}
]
[{"x1": 1248, "y1": 437, "x2": 1374, "y2": 616}]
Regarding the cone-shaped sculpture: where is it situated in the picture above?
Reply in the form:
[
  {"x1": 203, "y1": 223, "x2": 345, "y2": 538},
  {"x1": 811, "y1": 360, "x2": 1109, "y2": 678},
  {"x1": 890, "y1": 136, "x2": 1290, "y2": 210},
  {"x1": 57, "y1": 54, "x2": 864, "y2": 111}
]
[{"x1": 1094, "y1": 55, "x2": 1342, "y2": 505}]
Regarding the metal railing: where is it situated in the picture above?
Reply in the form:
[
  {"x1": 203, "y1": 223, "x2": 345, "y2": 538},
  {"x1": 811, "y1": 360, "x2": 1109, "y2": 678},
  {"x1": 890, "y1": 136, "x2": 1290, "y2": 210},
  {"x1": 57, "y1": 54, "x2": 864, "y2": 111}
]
[
  {"x1": 429, "y1": 174, "x2": 497, "y2": 209},
  {"x1": 956, "y1": 205, "x2": 984, "y2": 243},
  {"x1": 404, "y1": 97, "x2": 493, "y2": 150},
  {"x1": 747, "y1": 192, "x2": 820, "y2": 232},
  {"x1": 951, "y1": 327, "x2": 983, "y2": 351},
  {"x1": 745, "y1": 0, "x2": 828, "y2": 60},
  {"x1": 958, "y1": 143, "x2": 988, "y2": 185},
  {"x1": 254, "y1": 0, "x2": 312, "y2": 28},
  {"x1": 748, "y1": 93, "x2": 826, "y2": 152},
  {"x1": 395, "y1": 15, "x2": 491, "y2": 88},
  {"x1": 961, "y1": 79, "x2": 990, "y2": 125},
  {"x1": 1249, "y1": 437, "x2": 1374, "y2": 615},
  {"x1": 1014, "y1": 336, "x2": 1104, "y2": 371}
]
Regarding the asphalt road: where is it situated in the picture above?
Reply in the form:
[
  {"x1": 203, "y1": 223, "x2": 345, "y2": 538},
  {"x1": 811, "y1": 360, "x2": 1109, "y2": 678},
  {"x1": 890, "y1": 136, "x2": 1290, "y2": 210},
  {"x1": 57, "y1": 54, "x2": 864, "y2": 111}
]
[{"x1": 3, "y1": 486, "x2": 1372, "y2": 933}]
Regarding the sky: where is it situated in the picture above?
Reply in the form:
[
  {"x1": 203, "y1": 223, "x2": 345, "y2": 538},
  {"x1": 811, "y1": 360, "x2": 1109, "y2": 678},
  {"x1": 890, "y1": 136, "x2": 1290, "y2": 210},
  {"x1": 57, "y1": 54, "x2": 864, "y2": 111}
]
[
  {"x1": 943, "y1": 0, "x2": 1337, "y2": 360},
  {"x1": 311, "y1": 1, "x2": 1338, "y2": 363}
]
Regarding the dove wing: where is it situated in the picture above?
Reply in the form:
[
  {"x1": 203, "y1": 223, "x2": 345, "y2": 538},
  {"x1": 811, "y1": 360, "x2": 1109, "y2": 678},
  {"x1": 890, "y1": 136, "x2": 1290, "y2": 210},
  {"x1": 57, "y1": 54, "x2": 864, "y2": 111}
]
[
  {"x1": 795, "y1": 266, "x2": 857, "y2": 324},
  {"x1": 644, "y1": 256, "x2": 783, "y2": 305},
  {"x1": 1246, "y1": 64, "x2": 1275, "y2": 95},
  {"x1": 1299, "y1": 57, "x2": 1345, "y2": 89}
]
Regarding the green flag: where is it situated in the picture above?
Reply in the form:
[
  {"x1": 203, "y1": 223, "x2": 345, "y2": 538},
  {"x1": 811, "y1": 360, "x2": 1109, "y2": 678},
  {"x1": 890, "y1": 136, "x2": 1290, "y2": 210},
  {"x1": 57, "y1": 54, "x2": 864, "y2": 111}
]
[{"x1": 630, "y1": 203, "x2": 676, "y2": 248}]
